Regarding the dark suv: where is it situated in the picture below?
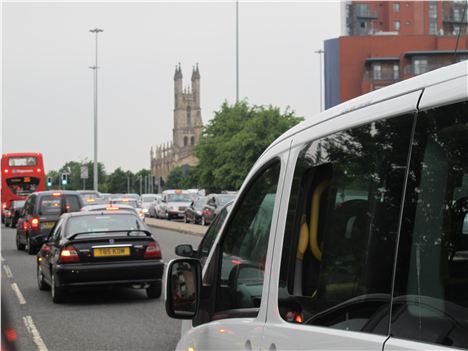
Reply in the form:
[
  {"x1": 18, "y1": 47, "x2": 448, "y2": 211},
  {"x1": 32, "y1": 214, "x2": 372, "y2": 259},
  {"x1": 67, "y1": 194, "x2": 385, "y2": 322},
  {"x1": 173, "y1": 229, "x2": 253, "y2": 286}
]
[{"x1": 16, "y1": 191, "x2": 84, "y2": 254}]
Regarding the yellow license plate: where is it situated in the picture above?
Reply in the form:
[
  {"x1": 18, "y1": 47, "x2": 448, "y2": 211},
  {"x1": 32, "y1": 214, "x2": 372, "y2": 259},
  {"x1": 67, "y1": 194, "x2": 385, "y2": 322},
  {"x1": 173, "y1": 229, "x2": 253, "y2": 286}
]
[
  {"x1": 43, "y1": 222, "x2": 55, "y2": 229},
  {"x1": 94, "y1": 247, "x2": 130, "y2": 257}
]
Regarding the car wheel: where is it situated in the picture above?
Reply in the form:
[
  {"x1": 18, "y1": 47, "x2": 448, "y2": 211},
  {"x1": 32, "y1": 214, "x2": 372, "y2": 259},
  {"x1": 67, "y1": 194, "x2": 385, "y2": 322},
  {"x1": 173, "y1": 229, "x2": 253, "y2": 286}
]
[
  {"x1": 51, "y1": 274, "x2": 65, "y2": 303},
  {"x1": 37, "y1": 265, "x2": 49, "y2": 291},
  {"x1": 16, "y1": 233, "x2": 25, "y2": 251},
  {"x1": 146, "y1": 281, "x2": 162, "y2": 299},
  {"x1": 26, "y1": 235, "x2": 36, "y2": 255},
  {"x1": 183, "y1": 215, "x2": 188, "y2": 223}
]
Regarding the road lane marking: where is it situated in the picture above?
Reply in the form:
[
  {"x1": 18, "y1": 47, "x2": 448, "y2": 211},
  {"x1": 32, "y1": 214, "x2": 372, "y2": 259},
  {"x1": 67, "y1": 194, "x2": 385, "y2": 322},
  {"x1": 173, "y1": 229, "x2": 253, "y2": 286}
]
[
  {"x1": 11, "y1": 283, "x2": 26, "y2": 304},
  {"x1": 3, "y1": 264, "x2": 13, "y2": 279},
  {"x1": 23, "y1": 316, "x2": 48, "y2": 351}
]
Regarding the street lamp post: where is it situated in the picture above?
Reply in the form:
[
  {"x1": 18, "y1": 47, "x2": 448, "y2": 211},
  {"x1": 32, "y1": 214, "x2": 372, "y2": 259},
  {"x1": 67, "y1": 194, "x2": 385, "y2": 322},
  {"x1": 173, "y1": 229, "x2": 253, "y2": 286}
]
[
  {"x1": 236, "y1": 0, "x2": 239, "y2": 103},
  {"x1": 315, "y1": 49, "x2": 324, "y2": 112},
  {"x1": 89, "y1": 28, "x2": 103, "y2": 192}
]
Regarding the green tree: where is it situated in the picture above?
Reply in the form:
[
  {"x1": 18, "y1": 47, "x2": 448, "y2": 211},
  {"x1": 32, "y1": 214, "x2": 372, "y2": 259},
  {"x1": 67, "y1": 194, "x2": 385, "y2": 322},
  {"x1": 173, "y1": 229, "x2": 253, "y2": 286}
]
[
  {"x1": 165, "y1": 166, "x2": 198, "y2": 190},
  {"x1": 195, "y1": 101, "x2": 303, "y2": 192},
  {"x1": 107, "y1": 167, "x2": 129, "y2": 194}
]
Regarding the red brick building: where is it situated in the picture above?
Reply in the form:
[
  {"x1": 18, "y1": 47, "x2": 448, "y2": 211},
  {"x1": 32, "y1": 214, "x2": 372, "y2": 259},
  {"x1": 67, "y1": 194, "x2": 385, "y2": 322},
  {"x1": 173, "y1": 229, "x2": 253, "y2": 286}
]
[{"x1": 325, "y1": 1, "x2": 468, "y2": 109}]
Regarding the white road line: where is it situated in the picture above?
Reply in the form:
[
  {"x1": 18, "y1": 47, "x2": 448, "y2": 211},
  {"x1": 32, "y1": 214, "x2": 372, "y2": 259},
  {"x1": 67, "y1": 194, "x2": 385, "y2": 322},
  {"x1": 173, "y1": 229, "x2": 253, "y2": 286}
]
[
  {"x1": 11, "y1": 283, "x2": 26, "y2": 305},
  {"x1": 3, "y1": 264, "x2": 13, "y2": 279},
  {"x1": 23, "y1": 316, "x2": 48, "y2": 351}
]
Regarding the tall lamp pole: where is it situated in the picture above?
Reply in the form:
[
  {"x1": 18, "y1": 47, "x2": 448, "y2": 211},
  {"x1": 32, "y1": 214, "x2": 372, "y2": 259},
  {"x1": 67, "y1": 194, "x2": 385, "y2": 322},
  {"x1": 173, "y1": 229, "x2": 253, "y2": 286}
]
[
  {"x1": 89, "y1": 28, "x2": 103, "y2": 191},
  {"x1": 236, "y1": 0, "x2": 239, "y2": 103},
  {"x1": 315, "y1": 49, "x2": 324, "y2": 112}
]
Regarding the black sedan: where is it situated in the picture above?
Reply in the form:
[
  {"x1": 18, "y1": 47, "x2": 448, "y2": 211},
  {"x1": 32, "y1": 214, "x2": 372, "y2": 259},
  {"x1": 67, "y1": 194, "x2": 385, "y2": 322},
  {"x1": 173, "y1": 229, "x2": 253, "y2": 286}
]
[
  {"x1": 183, "y1": 196, "x2": 207, "y2": 225},
  {"x1": 36, "y1": 211, "x2": 164, "y2": 303}
]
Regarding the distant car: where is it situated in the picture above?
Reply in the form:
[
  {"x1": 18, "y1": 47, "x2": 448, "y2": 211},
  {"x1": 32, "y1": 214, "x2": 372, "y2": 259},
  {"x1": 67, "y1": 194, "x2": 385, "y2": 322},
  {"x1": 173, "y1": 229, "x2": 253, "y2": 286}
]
[
  {"x1": 109, "y1": 198, "x2": 145, "y2": 221},
  {"x1": 16, "y1": 191, "x2": 84, "y2": 254},
  {"x1": 184, "y1": 196, "x2": 208, "y2": 225},
  {"x1": 123, "y1": 193, "x2": 140, "y2": 201},
  {"x1": 177, "y1": 201, "x2": 233, "y2": 265},
  {"x1": 202, "y1": 193, "x2": 237, "y2": 225},
  {"x1": 159, "y1": 190, "x2": 192, "y2": 220},
  {"x1": 81, "y1": 203, "x2": 138, "y2": 216},
  {"x1": 36, "y1": 211, "x2": 163, "y2": 303},
  {"x1": 139, "y1": 194, "x2": 160, "y2": 216},
  {"x1": 148, "y1": 197, "x2": 162, "y2": 218},
  {"x1": 4, "y1": 200, "x2": 25, "y2": 228},
  {"x1": 77, "y1": 190, "x2": 102, "y2": 205}
]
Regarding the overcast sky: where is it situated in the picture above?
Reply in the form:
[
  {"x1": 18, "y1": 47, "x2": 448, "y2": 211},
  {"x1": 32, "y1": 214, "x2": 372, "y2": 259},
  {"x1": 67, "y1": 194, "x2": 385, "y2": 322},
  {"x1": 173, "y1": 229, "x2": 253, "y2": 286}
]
[{"x1": 2, "y1": 1, "x2": 342, "y2": 173}]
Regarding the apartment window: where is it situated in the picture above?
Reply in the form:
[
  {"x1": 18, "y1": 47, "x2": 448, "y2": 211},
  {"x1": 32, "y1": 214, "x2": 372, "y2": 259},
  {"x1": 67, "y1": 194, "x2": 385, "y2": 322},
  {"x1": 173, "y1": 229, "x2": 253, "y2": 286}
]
[
  {"x1": 394, "y1": 20, "x2": 400, "y2": 31},
  {"x1": 393, "y1": 64, "x2": 400, "y2": 80},
  {"x1": 429, "y1": 2, "x2": 437, "y2": 18},
  {"x1": 373, "y1": 63, "x2": 382, "y2": 80},
  {"x1": 413, "y1": 58, "x2": 428, "y2": 75},
  {"x1": 393, "y1": 2, "x2": 400, "y2": 12}
]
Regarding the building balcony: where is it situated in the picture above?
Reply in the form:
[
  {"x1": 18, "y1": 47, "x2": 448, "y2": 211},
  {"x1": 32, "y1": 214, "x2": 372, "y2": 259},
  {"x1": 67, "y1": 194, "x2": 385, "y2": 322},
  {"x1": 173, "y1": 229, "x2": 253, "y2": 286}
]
[
  {"x1": 443, "y1": 15, "x2": 468, "y2": 24},
  {"x1": 354, "y1": 9, "x2": 378, "y2": 19},
  {"x1": 404, "y1": 63, "x2": 446, "y2": 76},
  {"x1": 363, "y1": 71, "x2": 400, "y2": 81}
]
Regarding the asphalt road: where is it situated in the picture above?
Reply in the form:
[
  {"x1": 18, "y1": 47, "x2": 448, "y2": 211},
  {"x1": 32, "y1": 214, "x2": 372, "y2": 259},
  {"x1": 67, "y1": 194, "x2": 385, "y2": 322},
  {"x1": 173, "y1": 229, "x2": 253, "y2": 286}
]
[{"x1": 1, "y1": 223, "x2": 202, "y2": 351}]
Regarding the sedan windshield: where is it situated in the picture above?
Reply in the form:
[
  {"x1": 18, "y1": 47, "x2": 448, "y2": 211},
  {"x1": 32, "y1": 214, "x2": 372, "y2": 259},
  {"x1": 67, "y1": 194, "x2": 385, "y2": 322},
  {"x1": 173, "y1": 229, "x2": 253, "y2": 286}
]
[
  {"x1": 67, "y1": 214, "x2": 142, "y2": 236},
  {"x1": 167, "y1": 194, "x2": 190, "y2": 202}
]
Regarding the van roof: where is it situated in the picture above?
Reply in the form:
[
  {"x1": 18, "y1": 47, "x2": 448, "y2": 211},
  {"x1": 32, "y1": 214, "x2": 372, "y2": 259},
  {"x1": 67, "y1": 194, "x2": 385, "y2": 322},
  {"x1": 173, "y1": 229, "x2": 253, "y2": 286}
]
[{"x1": 265, "y1": 61, "x2": 468, "y2": 155}]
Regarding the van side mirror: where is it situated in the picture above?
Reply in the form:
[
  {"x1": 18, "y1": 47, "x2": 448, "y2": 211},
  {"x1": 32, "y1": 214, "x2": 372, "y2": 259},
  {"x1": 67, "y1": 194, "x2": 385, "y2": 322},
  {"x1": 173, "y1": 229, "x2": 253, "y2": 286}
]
[
  {"x1": 175, "y1": 244, "x2": 195, "y2": 258},
  {"x1": 165, "y1": 258, "x2": 201, "y2": 319}
]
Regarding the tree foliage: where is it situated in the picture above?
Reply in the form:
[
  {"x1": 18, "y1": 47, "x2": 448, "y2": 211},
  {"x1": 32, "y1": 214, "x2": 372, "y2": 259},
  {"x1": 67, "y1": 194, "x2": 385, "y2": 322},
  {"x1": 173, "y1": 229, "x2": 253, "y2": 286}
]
[
  {"x1": 195, "y1": 101, "x2": 303, "y2": 192},
  {"x1": 165, "y1": 166, "x2": 198, "y2": 190}
]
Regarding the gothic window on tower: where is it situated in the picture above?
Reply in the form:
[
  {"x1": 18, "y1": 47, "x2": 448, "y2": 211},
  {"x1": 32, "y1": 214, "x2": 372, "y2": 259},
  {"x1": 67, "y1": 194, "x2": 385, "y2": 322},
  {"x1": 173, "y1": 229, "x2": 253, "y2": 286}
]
[
  {"x1": 184, "y1": 136, "x2": 188, "y2": 147},
  {"x1": 191, "y1": 136, "x2": 195, "y2": 145},
  {"x1": 187, "y1": 106, "x2": 191, "y2": 125}
]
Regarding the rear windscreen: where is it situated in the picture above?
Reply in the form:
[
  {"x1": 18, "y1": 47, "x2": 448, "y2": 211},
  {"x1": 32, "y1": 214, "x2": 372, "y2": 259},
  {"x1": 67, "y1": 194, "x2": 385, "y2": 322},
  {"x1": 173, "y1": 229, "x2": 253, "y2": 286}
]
[
  {"x1": 67, "y1": 214, "x2": 142, "y2": 235},
  {"x1": 39, "y1": 195, "x2": 81, "y2": 215},
  {"x1": 8, "y1": 157, "x2": 37, "y2": 167},
  {"x1": 39, "y1": 196, "x2": 61, "y2": 215},
  {"x1": 6, "y1": 177, "x2": 40, "y2": 196}
]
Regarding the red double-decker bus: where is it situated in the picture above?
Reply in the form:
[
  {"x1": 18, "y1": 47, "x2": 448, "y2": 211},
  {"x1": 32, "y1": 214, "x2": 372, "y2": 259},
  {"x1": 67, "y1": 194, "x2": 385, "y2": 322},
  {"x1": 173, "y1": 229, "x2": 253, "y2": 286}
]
[{"x1": 1, "y1": 153, "x2": 46, "y2": 220}]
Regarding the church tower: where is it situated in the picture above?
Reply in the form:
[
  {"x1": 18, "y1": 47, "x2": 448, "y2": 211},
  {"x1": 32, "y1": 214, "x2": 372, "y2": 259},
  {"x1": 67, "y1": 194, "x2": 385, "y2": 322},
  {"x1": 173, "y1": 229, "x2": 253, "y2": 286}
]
[{"x1": 173, "y1": 63, "x2": 203, "y2": 160}]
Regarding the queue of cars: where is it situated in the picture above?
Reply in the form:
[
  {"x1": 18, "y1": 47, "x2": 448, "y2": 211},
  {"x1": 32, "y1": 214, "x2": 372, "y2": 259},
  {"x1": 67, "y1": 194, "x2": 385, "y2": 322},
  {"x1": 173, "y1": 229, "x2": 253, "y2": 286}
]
[
  {"x1": 146, "y1": 190, "x2": 237, "y2": 226},
  {"x1": 12, "y1": 189, "x2": 165, "y2": 303}
]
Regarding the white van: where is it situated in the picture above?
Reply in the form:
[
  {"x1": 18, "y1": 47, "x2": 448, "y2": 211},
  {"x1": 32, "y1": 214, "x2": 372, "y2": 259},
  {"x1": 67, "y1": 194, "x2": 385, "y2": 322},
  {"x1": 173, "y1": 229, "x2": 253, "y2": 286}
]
[{"x1": 165, "y1": 61, "x2": 468, "y2": 350}]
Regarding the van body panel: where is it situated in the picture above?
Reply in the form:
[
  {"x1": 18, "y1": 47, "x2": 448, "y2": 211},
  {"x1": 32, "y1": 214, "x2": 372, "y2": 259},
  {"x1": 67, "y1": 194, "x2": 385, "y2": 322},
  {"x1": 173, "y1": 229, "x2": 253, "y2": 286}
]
[
  {"x1": 176, "y1": 318, "x2": 264, "y2": 351},
  {"x1": 262, "y1": 323, "x2": 388, "y2": 350},
  {"x1": 289, "y1": 90, "x2": 421, "y2": 151},
  {"x1": 418, "y1": 75, "x2": 468, "y2": 110},
  {"x1": 383, "y1": 337, "x2": 458, "y2": 351}
]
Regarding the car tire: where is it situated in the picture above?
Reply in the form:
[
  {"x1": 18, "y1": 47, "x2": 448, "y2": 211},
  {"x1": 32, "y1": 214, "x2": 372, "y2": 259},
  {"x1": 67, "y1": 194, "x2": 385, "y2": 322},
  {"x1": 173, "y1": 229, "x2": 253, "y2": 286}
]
[
  {"x1": 51, "y1": 274, "x2": 66, "y2": 303},
  {"x1": 37, "y1": 265, "x2": 49, "y2": 291},
  {"x1": 16, "y1": 233, "x2": 25, "y2": 251},
  {"x1": 184, "y1": 215, "x2": 188, "y2": 223},
  {"x1": 26, "y1": 235, "x2": 36, "y2": 255},
  {"x1": 146, "y1": 281, "x2": 162, "y2": 299}
]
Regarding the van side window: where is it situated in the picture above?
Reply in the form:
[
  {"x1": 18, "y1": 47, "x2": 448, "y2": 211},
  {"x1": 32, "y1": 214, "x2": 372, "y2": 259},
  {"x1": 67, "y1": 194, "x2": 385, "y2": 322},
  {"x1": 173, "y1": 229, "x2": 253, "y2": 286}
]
[
  {"x1": 213, "y1": 161, "x2": 280, "y2": 317},
  {"x1": 278, "y1": 114, "x2": 414, "y2": 334},
  {"x1": 392, "y1": 101, "x2": 468, "y2": 348}
]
